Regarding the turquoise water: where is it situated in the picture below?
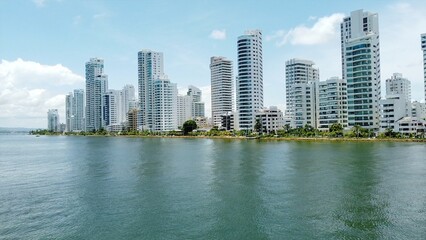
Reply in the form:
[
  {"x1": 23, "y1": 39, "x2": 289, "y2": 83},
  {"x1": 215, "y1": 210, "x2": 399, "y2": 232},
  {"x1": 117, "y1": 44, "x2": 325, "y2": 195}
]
[{"x1": 0, "y1": 135, "x2": 425, "y2": 239}]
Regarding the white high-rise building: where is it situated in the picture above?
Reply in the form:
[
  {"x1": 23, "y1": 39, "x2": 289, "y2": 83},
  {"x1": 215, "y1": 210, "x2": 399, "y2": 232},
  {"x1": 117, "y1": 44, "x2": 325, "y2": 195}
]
[
  {"x1": 152, "y1": 78, "x2": 178, "y2": 132},
  {"x1": 138, "y1": 50, "x2": 165, "y2": 131},
  {"x1": 187, "y1": 85, "x2": 205, "y2": 118},
  {"x1": 421, "y1": 33, "x2": 426, "y2": 101},
  {"x1": 85, "y1": 58, "x2": 108, "y2": 131},
  {"x1": 411, "y1": 101, "x2": 426, "y2": 119},
  {"x1": 293, "y1": 81, "x2": 318, "y2": 128},
  {"x1": 65, "y1": 93, "x2": 73, "y2": 132},
  {"x1": 177, "y1": 95, "x2": 192, "y2": 127},
  {"x1": 102, "y1": 90, "x2": 122, "y2": 127},
  {"x1": 66, "y1": 89, "x2": 85, "y2": 132},
  {"x1": 285, "y1": 58, "x2": 319, "y2": 121},
  {"x1": 236, "y1": 29, "x2": 263, "y2": 130},
  {"x1": 210, "y1": 56, "x2": 233, "y2": 127},
  {"x1": 318, "y1": 77, "x2": 348, "y2": 130},
  {"x1": 47, "y1": 109, "x2": 59, "y2": 132},
  {"x1": 73, "y1": 89, "x2": 85, "y2": 131},
  {"x1": 386, "y1": 73, "x2": 411, "y2": 103},
  {"x1": 341, "y1": 9, "x2": 381, "y2": 130},
  {"x1": 122, "y1": 84, "x2": 136, "y2": 119}
]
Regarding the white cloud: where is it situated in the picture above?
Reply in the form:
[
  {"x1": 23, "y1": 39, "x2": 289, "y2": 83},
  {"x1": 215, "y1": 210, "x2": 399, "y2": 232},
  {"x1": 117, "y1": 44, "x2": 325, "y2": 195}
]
[
  {"x1": 268, "y1": 13, "x2": 345, "y2": 46},
  {"x1": 93, "y1": 12, "x2": 108, "y2": 20},
  {"x1": 33, "y1": 0, "x2": 46, "y2": 7},
  {"x1": 209, "y1": 29, "x2": 226, "y2": 40},
  {"x1": 0, "y1": 59, "x2": 84, "y2": 128}
]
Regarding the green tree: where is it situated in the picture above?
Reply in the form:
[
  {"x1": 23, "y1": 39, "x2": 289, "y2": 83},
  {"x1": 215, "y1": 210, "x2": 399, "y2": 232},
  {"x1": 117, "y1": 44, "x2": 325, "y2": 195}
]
[
  {"x1": 182, "y1": 120, "x2": 197, "y2": 135},
  {"x1": 329, "y1": 123, "x2": 343, "y2": 137},
  {"x1": 352, "y1": 125, "x2": 362, "y2": 138},
  {"x1": 254, "y1": 118, "x2": 262, "y2": 134}
]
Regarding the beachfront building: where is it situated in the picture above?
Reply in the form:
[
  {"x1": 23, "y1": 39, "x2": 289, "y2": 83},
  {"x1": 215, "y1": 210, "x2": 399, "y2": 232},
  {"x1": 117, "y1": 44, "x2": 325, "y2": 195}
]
[
  {"x1": 341, "y1": 9, "x2": 381, "y2": 130},
  {"x1": 255, "y1": 106, "x2": 284, "y2": 134},
  {"x1": 236, "y1": 29, "x2": 263, "y2": 131},
  {"x1": 47, "y1": 109, "x2": 60, "y2": 132},
  {"x1": 187, "y1": 85, "x2": 205, "y2": 118},
  {"x1": 85, "y1": 58, "x2": 108, "y2": 132},
  {"x1": 411, "y1": 101, "x2": 426, "y2": 119},
  {"x1": 210, "y1": 56, "x2": 233, "y2": 127},
  {"x1": 285, "y1": 58, "x2": 319, "y2": 121},
  {"x1": 317, "y1": 77, "x2": 348, "y2": 131},
  {"x1": 152, "y1": 77, "x2": 178, "y2": 132},
  {"x1": 65, "y1": 89, "x2": 85, "y2": 132},
  {"x1": 177, "y1": 95, "x2": 192, "y2": 127},
  {"x1": 138, "y1": 50, "x2": 165, "y2": 131},
  {"x1": 396, "y1": 117, "x2": 426, "y2": 136}
]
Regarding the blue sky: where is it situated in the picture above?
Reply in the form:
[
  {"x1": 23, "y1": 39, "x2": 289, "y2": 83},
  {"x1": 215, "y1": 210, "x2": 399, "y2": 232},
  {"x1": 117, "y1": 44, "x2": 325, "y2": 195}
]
[{"x1": 1, "y1": 0, "x2": 425, "y2": 128}]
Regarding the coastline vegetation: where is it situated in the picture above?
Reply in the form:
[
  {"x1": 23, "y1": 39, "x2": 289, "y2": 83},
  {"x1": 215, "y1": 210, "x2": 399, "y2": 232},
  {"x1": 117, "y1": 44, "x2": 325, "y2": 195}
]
[{"x1": 30, "y1": 123, "x2": 425, "y2": 142}]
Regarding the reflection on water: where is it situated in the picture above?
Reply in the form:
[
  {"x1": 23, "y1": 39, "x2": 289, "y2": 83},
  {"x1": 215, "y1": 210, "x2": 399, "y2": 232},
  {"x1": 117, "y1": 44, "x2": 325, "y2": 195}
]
[{"x1": 0, "y1": 136, "x2": 425, "y2": 239}]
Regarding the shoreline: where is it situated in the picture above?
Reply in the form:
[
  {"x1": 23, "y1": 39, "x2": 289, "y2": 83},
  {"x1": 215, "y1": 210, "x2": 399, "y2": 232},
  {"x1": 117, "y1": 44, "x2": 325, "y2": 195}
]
[{"x1": 37, "y1": 133, "x2": 426, "y2": 142}]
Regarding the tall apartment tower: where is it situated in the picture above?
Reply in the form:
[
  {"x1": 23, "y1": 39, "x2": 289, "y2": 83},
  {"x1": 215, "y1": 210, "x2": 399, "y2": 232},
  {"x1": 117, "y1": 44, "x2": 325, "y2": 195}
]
[
  {"x1": 187, "y1": 85, "x2": 205, "y2": 118},
  {"x1": 210, "y1": 56, "x2": 233, "y2": 127},
  {"x1": 65, "y1": 89, "x2": 85, "y2": 132},
  {"x1": 285, "y1": 59, "x2": 319, "y2": 121},
  {"x1": 102, "y1": 89, "x2": 122, "y2": 127},
  {"x1": 65, "y1": 93, "x2": 73, "y2": 132},
  {"x1": 85, "y1": 58, "x2": 108, "y2": 132},
  {"x1": 386, "y1": 73, "x2": 411, "y2": 102},
  {"x1": 341, "y1": 9, "x2": 381, "y2": 130},
  {"x1": 152, "y1": 78, "x2": 178, "y2": 132},
  {"x1": 318, "y1": 77, "x2": 348, "y2": 130},
  {"x1": 421, "y1": 33, "x2": 426, "y2": 101},
  {"x1": 47, "y1": 109, "x2": 59, "y2": 132},
  {"x1": 236, "y1": 29, "x2": 263, "y2": 130},
  {"x1": 138, "y1": 50, "x2": 164, "y2": 130},
  {"x1": 177, "y1": 95, "x2": 193, "y2": 127},
  {"x1": 122, "y1": 84, "x2": 136, "y2": 119}
]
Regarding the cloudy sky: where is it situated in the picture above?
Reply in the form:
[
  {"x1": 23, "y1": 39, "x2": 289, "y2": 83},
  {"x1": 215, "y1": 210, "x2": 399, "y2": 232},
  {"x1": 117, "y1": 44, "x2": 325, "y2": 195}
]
[{"x1": 1, "y1": 0, "x2": 425, "y2": 128}]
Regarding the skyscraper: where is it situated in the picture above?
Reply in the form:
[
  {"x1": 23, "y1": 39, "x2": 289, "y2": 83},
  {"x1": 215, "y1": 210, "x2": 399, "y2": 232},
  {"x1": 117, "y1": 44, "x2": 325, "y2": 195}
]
[
  {"x1": 65, "y1": 89, "x2": 85, "y2": 132},
  {"x1": 341, "y1": 9, "x2": 381, "y2": 130},
  {"x1": 422, "y1": 33, "x2": 426, "y2": 101},
  {"x1": 65, "y1": 93, "x2": 73, "y2": 132},
  {"x1": 47, "y1": 109, "x2": 59, "y2": 132},
  {"x1": 385, "y1": 73, "x2": 411, "y2": 103},
  {"x1": 285, "y1": 58, "x2": 319, "y2": 126},
  {"x1": 318, "y1": 77, "x2": 348, "y2": 130},
  {"x1": 138, "y1": 50, "x2": 164, "y2": 130},
  {"x1": 187, "y1": 85, "x2": 205, "y2": 118},
  {"x1": 85, "y1": 58, "x2": 108, "y2": 132},
  {"x1": 152, "y1": 78, "x2": 177, "y2": 132},
  {"x1": 122, "y1": 84, "x2": 136, "y2": 120},
  {"x1": 236, "y1": 29, "x2": 263, "y2": 130},
  {"x1": 210, "y1": 56, "x2": 233, "y2": 127},
  {"x1": 102, "y1": 89, "x2": 121, "y2": 127}
]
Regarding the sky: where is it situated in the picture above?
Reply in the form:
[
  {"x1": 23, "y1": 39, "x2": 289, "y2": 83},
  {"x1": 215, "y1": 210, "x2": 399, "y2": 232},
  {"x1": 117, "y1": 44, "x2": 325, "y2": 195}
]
[{"x1": 1, "y1": 0, "x2": 425, "y2": 128}]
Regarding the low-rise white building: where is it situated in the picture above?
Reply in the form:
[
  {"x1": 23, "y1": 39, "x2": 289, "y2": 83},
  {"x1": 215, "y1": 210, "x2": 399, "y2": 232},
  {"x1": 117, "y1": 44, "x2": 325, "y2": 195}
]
[
  {"x1": 396, "y1": 117, "x2": 426, "y2": 136},
  {"x1": 255, "y1": 106, "x2": 284, "y2": 134},
  {"x1": 379, "y1": 94, "x2": 408, "y2": 132}
]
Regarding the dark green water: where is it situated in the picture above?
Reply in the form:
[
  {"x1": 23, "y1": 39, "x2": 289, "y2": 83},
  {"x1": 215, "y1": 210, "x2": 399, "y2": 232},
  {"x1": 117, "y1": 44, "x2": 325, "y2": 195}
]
[{"x1": 0, "y1": 135, "x2": 425, "y2": 239}]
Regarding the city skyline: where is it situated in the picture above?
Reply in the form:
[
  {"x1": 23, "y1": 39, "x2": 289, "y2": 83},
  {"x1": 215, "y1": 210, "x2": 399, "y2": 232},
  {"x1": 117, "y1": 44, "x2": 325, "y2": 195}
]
[{"x1": 1, "y1": 0, "x2": 426, "y2": 128}]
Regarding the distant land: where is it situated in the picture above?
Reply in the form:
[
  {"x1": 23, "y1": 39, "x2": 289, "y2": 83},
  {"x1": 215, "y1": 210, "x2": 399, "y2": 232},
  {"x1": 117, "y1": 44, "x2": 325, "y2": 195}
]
[{"x1": 0, "y1": 127, "x2": 36, "y2": 134}]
